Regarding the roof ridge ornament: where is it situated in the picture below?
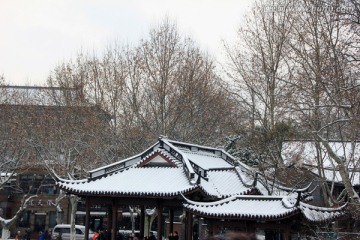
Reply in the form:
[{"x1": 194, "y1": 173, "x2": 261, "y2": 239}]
[
  {"x1": 253, "y1": 172, "x2": 258, "y2": 188},
  {"x1": 159, "y1": 135, "x2": 168, "y2": 140},
  {"x1": 296, "y1": 191, "x2": 301, "y2": 206}
]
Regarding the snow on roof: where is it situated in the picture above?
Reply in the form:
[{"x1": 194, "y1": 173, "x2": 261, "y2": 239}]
[
  {"x1": 313, "y1": 167, "x2": 360, "y2": 186},
  {"x1": 89, "y1": 141, "x2": 160, "y2": 175},
  {"x1": 1, "y1": 172, "x2": 16, "y2": 177},
  {"x1": 183, "y1": 195, "x2": 346, "y2": 222},
  {"x1": 181, "y1": 149, "x2": 233, "y2": 170},
  {"x1": 282, "y1": 141, "x2": 360, "y2": 185},
  {"x1": 58, "y1": 138, "x2": 315, "y2": 200},
  {"x1": 299, "y1": 202, "x2": 347, "y2": 222},
  {"x1": 0, "y1": 85, "x2": 79, "y2": 106},
  {"x1": 161, "y1": 138, "x2": 196, "y2": 182},
  {"x1": 57, "y1": 138, "x2": 346, "y2": 222},
  {"x1": 183, "y1": 195, "x2": 299, "y2": 220},
  {"x1": 199, "y1": 169, "x2": 251, "y2": 198},
  {"x1": 282, "y1": 141, "x2": 360, "y2": 167},
  {"x1": 58, "y1": 167, "x2": 196, "y2": 197},
  {"x1": 166, "y1": 138, "x2": 238, "y2": 166},
  {"x1": 58, "y1": 138, "x2": 257, "y2": 198}
]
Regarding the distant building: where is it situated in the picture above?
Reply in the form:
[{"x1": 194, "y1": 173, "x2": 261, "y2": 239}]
[
  {"x1": 0, "y1": 85, "x2": 111, "y2": 238},
  {"x1": 282, "y1": 141, "x2": 360, "y2": 205}
]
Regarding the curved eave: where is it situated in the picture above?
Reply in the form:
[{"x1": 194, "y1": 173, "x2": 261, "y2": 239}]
[
  {"x1": 299, "y1": 202, "x2": 348, "y2": 223},
  {"x1": 182, "y1": 194, "x2": 301, "y2": 221},
  {"x1": 184, "y1": 207, "x2": 300, "y2": 221},
  {"x1": 256, "y1": 172, "x2": 313, "y2": 194},
  {"x1": 301, "y1": 211, "x2": 347, "y2": 224},
  {"x1": 275, "y1": 181, "x2": 313, "y2": 193},
  {"x1": 57, "y1": 184, "x2": 199, "y2": 199}
]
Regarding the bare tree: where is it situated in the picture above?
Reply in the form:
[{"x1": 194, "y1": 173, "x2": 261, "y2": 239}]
[
  {"x1": 224, "y1": 0, "x2": 360, "y2": 209},
  {"x1": 223, "y1": 0, "x2": 296, "y2": 177},
  {"x1": 287, "y1": 0, "x2": 360, "y2": 208},
  {"x1": 48, "y1": 19, "x2": 240, "y2": 158},
  {"x1": 133, "y1": 19, "x2": 238, "y2": 145},
  {"x1": 0, "y1": 194, "x2": 37, "y2": 239},
  {"x1": 0, "y1": 83, "x2": 42, "y2": 240}
]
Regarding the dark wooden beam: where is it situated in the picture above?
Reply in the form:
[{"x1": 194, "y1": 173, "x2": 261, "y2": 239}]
[
  {"x1": 253, "y1": 222, "x2": 293, "y2": 230},
  {"x1": 111, "y1": 203, "x2": 117, "y2": 240},
  {"x1": 283, "y1": 227, "x2": 290, "y2": 240},
  {"x1": 185, "y1": 211, "x2": 192, "y2": 240},
  {"x1": 85, "y1": 198, "x2": 90, "y2": 240},
  {"x1": 84, "y1": 196, "x2": 183, "y2": 208},
  {"x1": 107, "y1": 205, "x2": 112, "y2": 237},
  {"x1": 169, "y1": 208, "x2": 174, "y2": 234},
  {"x1": 156, "y1": 201, "x2": 163, "y2": 240},
  {"x1": 140, "y1": 206, "x2": 145, "y2": 237}
]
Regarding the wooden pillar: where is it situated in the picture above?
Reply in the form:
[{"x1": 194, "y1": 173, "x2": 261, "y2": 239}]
[
  {"x1": 111, "y1": 203, "x2": 118, "y2": 240},
  {"x1": 169, "y1": 208, "x2": 174, "y2": 234},
  {"x1": 207, "y1": 220, "x2": 212, "y2": 237},
  {"x1": 246, "y1": 221, "x2": 256, "y2": 234},
  {"x1": 198, "y1": 217, "x2": 204, "y2": 240},
  {"x1": 140, "y1": 206, "x2": 145, "y2": 237},
  {"x1": 209, "y1": 220, "x2": 216, "y2": 236},
  {"x1": 157, "y1": 203, "x2": 163, "y2": 240},
  {"x1": 283, "y1": 228, "x2": 290, "y2": 240},
  {"x1": 185, "y1": 211, "x2": 192, "y2": 240},
  {"x1": 107, "y1": 206, "x2": 112, "y2": 237},
  {"x1": 85, "y1": 198, "x2": 90, "y2": 240}
]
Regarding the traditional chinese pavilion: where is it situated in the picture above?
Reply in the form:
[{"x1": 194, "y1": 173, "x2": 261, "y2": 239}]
[{"x1": 57, "y1": 137, "x2": 346, "y2": 240}]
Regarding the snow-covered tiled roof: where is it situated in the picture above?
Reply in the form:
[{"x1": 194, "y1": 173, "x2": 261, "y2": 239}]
[
  {"x1": 58, "y1": 167, "x2": 196, "y2": 197},
  {"x1": 181, "y1": 149, "x2": 233, "y2": 170},
  {"x1": 299, "y1": 202, "x2": 347, "y2": 222},
  {"x1": 282, "y1": 141, "x2": 360, "y2": 185},
  {"x1": 183, "y1": 195, "x2": 299, "y2": 220},
  {"x1": 0, "y1": 85, "x2": 79, "y2": 106},
  {"x1": 199, "y1": 169, "x2": 251, "y2": 198},
  {"x1": 57, "y1": 137, "x2": 256, "y2": 198},
  {"x1": 282, "y1": 141, "x2": 360, "y2": 168},
  {"x1": 305, "y1": 166, "x2": 360, "y2": 186},
  {"x1": 57, "y1": 138, "x2": 347, "y2": 223},
  {"x1": 58, "y1": 138, "x2": 318, "y2": 198},
  {"x1": 166, "y1": 138, "x2": 238, "y2": 167},
  {"x1": 183, "y1": 195, "x2": 347, "y2": 222}
]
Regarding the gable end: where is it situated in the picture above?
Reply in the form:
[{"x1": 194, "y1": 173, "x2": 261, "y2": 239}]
[{"x1": 139, "y1": 151, "x2": 177, "y2": 167}]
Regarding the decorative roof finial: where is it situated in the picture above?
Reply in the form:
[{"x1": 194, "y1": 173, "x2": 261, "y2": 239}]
[
  {"x1": 252, "y1": 172, "x2": 258, "y2": 187},
  {"x1": 159, "y1": 135, "x2": 168, "y2": 140},
  {"x1": 296, "y1": 191, "x2": 301, "y2": 206}
]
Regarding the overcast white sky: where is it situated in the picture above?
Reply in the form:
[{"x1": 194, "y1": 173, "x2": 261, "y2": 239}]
[{"x1": 0, "y1": 0, "x2": 253, "y2": 86}]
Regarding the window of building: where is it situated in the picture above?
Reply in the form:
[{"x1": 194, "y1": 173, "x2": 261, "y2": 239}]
[
  {"x1": 19, "y1": 174, "x2": 57, "y2": 195},
  {"x1": 39, "y1": 179, "x2": 58, "y2": 195},
  {"x1": 49, "y1": 211, "x2": 57, "y2": 228},
  {"x1": 34, "y1": 214, "x2": 46, "y2": 232},
  {"x1": 18, "y1": 211, "x2": 30, "y2": 228},
  {"x1": 19, "y1": 174, "x2": 43, "y2": 194}
]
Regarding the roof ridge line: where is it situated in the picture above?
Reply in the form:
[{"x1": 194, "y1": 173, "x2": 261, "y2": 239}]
[{"x1": 162, "y1": 139, "x2": 196, "y2": 184}]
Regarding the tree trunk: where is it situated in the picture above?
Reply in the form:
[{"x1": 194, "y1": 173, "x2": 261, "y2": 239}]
[
  {"x1": 1, "y1": 227, "x2": 10, "y2": 240},
  {"x1": 319, "y1": 138, "x2": 360, "y2": 204},
  {"x1": 70, "y1": 195, "x2": 78, "y2": 240}
]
